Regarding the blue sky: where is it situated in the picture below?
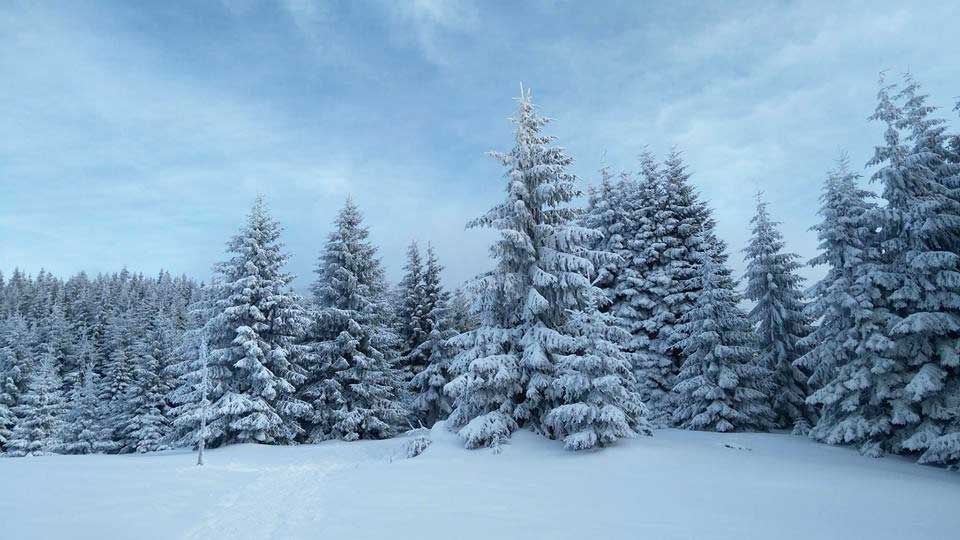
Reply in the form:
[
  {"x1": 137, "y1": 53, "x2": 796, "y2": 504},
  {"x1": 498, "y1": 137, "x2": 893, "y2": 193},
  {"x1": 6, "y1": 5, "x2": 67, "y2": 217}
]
[{"x1": 1, "y1": 0, "x2": 958, "y2": 289}]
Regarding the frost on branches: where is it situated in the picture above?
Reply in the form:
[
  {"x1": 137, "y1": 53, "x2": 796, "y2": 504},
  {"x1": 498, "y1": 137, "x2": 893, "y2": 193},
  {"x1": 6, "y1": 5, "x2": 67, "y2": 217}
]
[
  {"x1": 672, "y1": 256, "x2": 775, "y2": 432},
  {"x1": 395, "y1": 241, "x2": 429, "y2": 379},
  {"x1": 447, "y1": 88, "x2": 649, "y2": 450},
  {"x1": 809, "y1": 76, "x2": 960, "y2": 462},
  {"x1": 408, "y1": 245, "x2": 459, "y2": 428},
  {"x1": 797, "y1": 155, "x2": 877, "y2": 395},
  {"x1": 6, "y1": 354, "x2": 64, "y2": 456},
  {"x1": 301, "y1": 199, "x2": 409, "y2": 442},
  {"x1": 201, "y1": 197, "x2": 310, "y2": 446},
  {"x1": 743, "y1": 195, "x2": 816, "y2": 433}
]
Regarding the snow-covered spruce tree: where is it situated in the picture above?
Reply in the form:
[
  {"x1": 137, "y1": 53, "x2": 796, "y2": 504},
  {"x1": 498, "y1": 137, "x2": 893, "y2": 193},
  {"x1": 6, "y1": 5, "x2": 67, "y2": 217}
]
[
  {"x1": 672, "y1": 255, "x2": 775, "y2": 432},
  {"x1": 0, "y1": 383, "x2": 12, "y2": 451},
  {"x1": 0, "y1": 370, "x2": 13, "y2": 451},
  {"x1": 921, "y1": 99, "x2": 960, "y2": 467},
  {"x1": 743, "y1": 195, "x2": 816, "y2": 433},
  {"x1": 625, "y1": 153, "x2": 682, "y2": 426},
  {"x1": 56, "y1": 362, "x2": 101, "y2": 454},
  {"x1": 409, "y1": 245, "x2": 459, "y2": 427},
  {"x1": 117, "y1": 298, "x2": 172, "y2": 453},
  {"x1": 797, "y1": 156, "x2": 877, "y2": 394},
  {"x1": 885, "y1": 76, "x2": 960, "y2": 465},
  {"x1": 0, "y1": 316, "x2": 34, "y2": 451},
  {"x1": 38, "y1": 302, "x2": 74, "y2": 391},
  {"x1": 301, "y1": 198, "x2": 408, "y2": 442},
  {"x1": 0, "y1": 314, "x2": 34, "y2": 406},
  {"x1": 545, "y1": 301, "x2": 652, "y2": 450},
  {"x1": 7, "y1": 354, "x2": 65, "y2": 456},
  {"x1": 395, "y1": 241, "x2": 429, "y2": 378},
  {"x1": 582, "y1": 166, "x2": 633, "y2": 308},
  {"x1": 95, "y1": 311, "x2": 133, "y2": 452},
  {"x1": 658, "y1": 149, "x2": 728, "y2": 352},
  {"x1": 611, "y1": 149, "x2": 725, "y2": 426},
  {"x1": 581, "y1": 157, "x2": 676, "y2": 427},
  {"x1": 447, "y1": 288, "x2": 478, "y2": 334},
  {"x1": 165, "y1": 285, "x2": 219, "y2": 448},
  {"x1": 446, "y1": 89, "x2": 649, "y2": 449},
  {"x1": 201, "y1": 197, "x2": 311, "y2": 446},
  {"x1": 807, "y1": 76, "x2": 960, "y2": 459}
]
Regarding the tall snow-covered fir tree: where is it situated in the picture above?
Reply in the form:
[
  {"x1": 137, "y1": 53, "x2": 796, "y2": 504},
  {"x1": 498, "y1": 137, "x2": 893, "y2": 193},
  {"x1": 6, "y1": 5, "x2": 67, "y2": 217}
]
[
  {"x1": 883, "y1": 76, "x2": 960, "y2": 465},
  {"x1": 166, "y1": 285, "x2": 219, "y2": 449},
  {"x1": 0, "y1": 362, "x2": 14, "y2": 451},
  {"x1": 446, "y1": 89, "x2": 649, "y2": 449},
  {"x1": 797, "y1": 156, "x2": 877, "y2": 394},
  {"x1": 300, "y1": 198, "x2": 409, "y2": 442},
  {"x1": 544, "y1": 302, "x2": 652, "y2": 450},
  {"x1": 582, "y1": 166, "x2": 635, "y2": 316},
  {"x1": 409, "y1": 245, "x2": 459, "y2": 427},
  {"x1": 56, "y1": 361, "x2": 101, "y2": 455},
  {"x1": 117, "y1": 297, "x2": 172, "y2": 452},
  {"x1": 922, "y1": 98, "x2": 960, "y2": 466},
  {"x1": 199, "y1": 197, "x2": 311, "y2": 446},
  {"x1": 805, "y1": 82, "x2": 904, "y2": 457},
  {"x1": 57, "y1": 330, "x2": 100, "y2": 454},
  {"x1": 657, "y1": 149, "x2": 728, "y2": 358},
  {"x1": 6, "y1": 354, "x2": 65, "y2": 456},
  {"x1": 672, "y1": 255, "x2": 775, "y2": 432},
  {"x1": 95, "y1": 311, "x2": 133, "y2": 451},
  {"x1": 0, "y1": 386, "x2": 11, "y2": 451},
  {"x1": 395, "y1": 241, "x2": 429, "y2": 378},
  {"x1": 807, "y1": 75, "x2": 960, "y2": 460},
  {"x1": 0, "y1": 315, "x2": 34, "y2": 451},
  {"x1": 743, "y1": 195, "x2": 816, "y2": 433}
]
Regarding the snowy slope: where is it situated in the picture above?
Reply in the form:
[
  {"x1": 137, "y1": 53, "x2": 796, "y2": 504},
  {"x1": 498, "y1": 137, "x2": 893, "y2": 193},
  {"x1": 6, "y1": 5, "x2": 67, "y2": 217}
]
[{"x1": 1, "y1": 424, "x2": 958, "y2": 540}]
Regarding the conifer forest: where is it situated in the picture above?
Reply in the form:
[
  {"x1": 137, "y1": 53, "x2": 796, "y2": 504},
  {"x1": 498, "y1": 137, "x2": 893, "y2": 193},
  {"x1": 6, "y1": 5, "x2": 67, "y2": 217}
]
[{"x1": 2, "y1": 3, "x2": 959, "y2": 539}]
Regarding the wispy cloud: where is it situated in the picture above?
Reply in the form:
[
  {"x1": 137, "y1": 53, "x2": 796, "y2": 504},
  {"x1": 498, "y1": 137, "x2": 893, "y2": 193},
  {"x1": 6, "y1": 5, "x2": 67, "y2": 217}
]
[{"x1": 1, "y1": 1, "x2": 958, "y2": 288}]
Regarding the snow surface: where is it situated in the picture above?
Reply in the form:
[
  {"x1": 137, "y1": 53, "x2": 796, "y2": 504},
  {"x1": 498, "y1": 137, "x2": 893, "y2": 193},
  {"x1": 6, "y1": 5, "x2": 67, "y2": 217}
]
[{"x1": 2, "y1": 424, "x2": 958, "y2": 540}]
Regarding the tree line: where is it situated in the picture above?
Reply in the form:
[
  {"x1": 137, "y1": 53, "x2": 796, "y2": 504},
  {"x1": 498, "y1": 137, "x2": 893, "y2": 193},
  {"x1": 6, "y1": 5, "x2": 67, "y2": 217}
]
[{"x1": 1, "y1": 73, "x2": 958, "y2": 468}]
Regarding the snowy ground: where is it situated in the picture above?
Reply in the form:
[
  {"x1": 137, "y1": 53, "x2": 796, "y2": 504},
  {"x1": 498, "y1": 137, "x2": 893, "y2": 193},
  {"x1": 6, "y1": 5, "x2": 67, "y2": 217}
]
[{"x1": 2, "y1": 424, "x2": 958, "y2": 540}]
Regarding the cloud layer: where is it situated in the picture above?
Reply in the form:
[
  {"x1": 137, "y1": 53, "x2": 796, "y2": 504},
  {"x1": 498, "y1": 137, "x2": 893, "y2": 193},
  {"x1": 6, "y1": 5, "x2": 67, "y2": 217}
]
[{"x1": 1, "y1": 0, "x2": 957, "y2": 289}]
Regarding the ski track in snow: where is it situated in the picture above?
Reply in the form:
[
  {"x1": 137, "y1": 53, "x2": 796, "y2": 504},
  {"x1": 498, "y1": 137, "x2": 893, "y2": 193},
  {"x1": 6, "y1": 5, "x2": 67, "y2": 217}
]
[
  {"x1": 181, "y1": 442, "x2": 404, "y2": 540},
  {"x1": 183, "y1": 463, "x2": 337, "y2": 540}
]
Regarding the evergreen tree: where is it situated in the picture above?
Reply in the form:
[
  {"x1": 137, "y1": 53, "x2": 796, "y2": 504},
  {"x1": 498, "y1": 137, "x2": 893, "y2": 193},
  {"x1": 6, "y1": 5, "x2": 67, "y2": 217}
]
[
  {"x1": 743, "y1": 195, "x2": 816, "y2": 433},
  {"x1": 672, "y1": 256, "x2": 775, "y2": 432},
  {"x1": 447, "y1": 288, "x2": 478, "y2": 334},
  {"x1": 919, "y1": 98, "x2": 960, "y2": 467},
  {"x1": 57, "y1": 362, "x2": 101, "y2": 455},
  {"x1": 626, "y1": 153, "x2": 680, "y2": 426},
  {"x1": 797, "y1": 156, "x2": 877, "y2": 394},
  {"x1": 806, "y1": 75, "x2": 960, "y2": 458},
  {"x1": 806, "y1": 80, "x2": 906, "y2": 457},
  {"x1": 446, "y1": 89, "x2": 649, "y2": 449},
  {"x1": 396, "y1": 241, "x2": 428, "y2": 378},
  {"x1": 885, "y1": 76, "x2": 960, "y2": 464},
  {"x1": 7, "y1": 355, "x2": 65, "y2": 456},
  {"x1": 166, "y1": 286, "x2": 219, "y2": 448},
  {"x1": 96, "y1": 312, "x2": 133, "y2": 451},
  {"x1": 0, "y1": 315, "x2": 33, "y2": 451},
  {"x1": 0, "y1": 368, "x2": 13, "y2": 451},
  {"x1": 118, "y1": 299, "x2": 171, "y2": 452},
  {"x1": 409, "y1": 245, "x2": 459, "y2": 427},
  {"x1": 657, "y1": 149, "x2": 727, "y2": 359},
  {"x1": 201, "y1": 197, "x2": 311, "y2": 446},
  {"x1": 544, "y1": 303, "x2": 652, "y2": 449},
  {"x1": 0, "y1": 314, "x2": 34, "y2": 407},
  {"x1": 301, "y1": 199, "x2": 409, "y2": 442}
]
